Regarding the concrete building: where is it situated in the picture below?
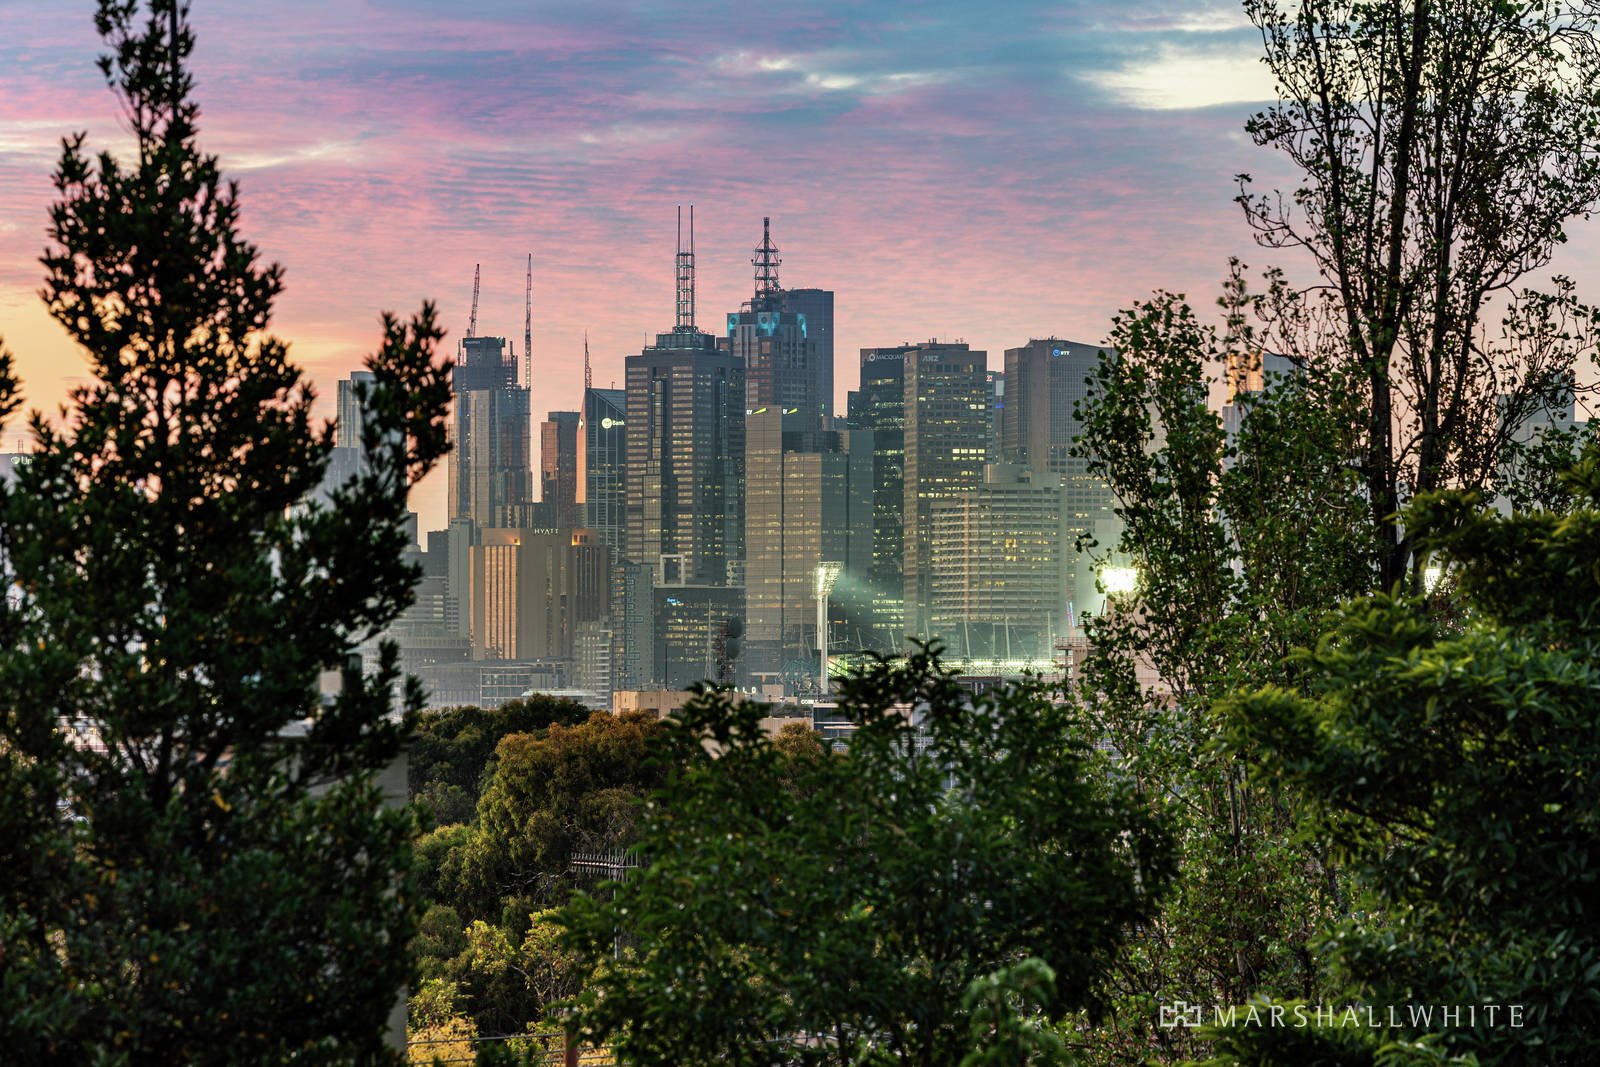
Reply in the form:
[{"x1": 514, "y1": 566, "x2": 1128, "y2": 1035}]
[
  {"x1": 901, "y1": 341, "x2": 991, "y2": 642},
  {"x1": 540, "y1": 410, "x2": 581, "y2": 530},
  {"x1": 743, "y1": 409, "x2": 873, "y2": 686},
  {"x1": 449, "y1": 335, "x2": 533, "y2": 527},
  {"x1": 929, "y1": 464, "x2": 1070, "y2": 662},
  {"x1": 470, "y1": 527, "x2": 609, "y2": 662}
]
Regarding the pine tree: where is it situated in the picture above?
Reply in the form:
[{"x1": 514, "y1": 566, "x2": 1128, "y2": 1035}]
[{"x1": 0, "y1": 2, "x2": 452, "y2": 1062}]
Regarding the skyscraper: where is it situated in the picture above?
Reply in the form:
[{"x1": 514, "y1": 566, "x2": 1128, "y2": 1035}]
[
  {"x1": 780, "y1": 287, "x2": 835, "y2": 418},
  {"x1": 1001, "y1": 338, "x2": 1107, "y2": 473},
  {"x1": 449, "y1": 335, "x2": 533, "y2": 527},
  {"x1": 469, "y1": 527, "x2": 609, "y2": 661},
  {"x1": 314, "y1": 369, "x2": 376, "y2": 506},
  {"x1": 1002, "y1": 338, "x2": 1120, "y2": 617},
  {"x1": 847, "y1": 345, "x2": 910, "y2": 646},
  {"x1": 727, "y1": 218, "x2": 824, "y2": 416},
  {"x1": 624, "y1": 207, "x2": 745, "y2": 586},
  {"x1": 540, "y1": 410, "x2": 581, "y2": 529},
  {"x1": 335, "y1": 370, "x2": 374, "y2": 449},
  {"x1": 743, "y1": 409, "x2": 871, "y2": 684},
  {"x1": 901, "y1": 341, "x2": 991, "y2": 641},
  {"x1": 930, "y1": 464, "x2": 1070, "y2": 662},
  {"x1": 580, "y1": 386, "x2": 627, "y2": 557}
]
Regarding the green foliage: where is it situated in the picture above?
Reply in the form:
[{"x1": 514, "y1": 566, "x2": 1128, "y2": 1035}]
[
  {"x1": 558, "y1": 649, "x2": 1173, "y2": 1066},
  {"x1": 0, "y1": 2, "x2": 450, "y2": 1062},
  {"x1": 406, "y1": 696, "x2": 591, "y2": 823},
  {"x1": 1215, "y1": 448, "x2": 1600, "y2": 1063},
  {"x1": 408, "y1": 709, "x2": 669, "y2": 1038},
  {"x1": 1070, "y1": 287, "x2": 1371, "y2": 1063},
  {"x1": 454, "y1": 710, "x2": 668, "y2": 920},
  {"x1": 960, "y1": 959, "x2": 1073, "y2": 1067}
]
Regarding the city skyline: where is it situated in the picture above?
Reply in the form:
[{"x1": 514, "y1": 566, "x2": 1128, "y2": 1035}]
[{"x1": 6, "y1": 1, "x2": 1600, "y2": 534}]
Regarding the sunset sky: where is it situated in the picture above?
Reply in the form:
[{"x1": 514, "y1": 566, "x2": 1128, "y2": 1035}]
[{"x1": 5, "y1": 0, "x2": 1600, "y2": 532}]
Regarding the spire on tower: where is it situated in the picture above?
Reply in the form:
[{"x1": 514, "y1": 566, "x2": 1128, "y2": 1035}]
[
  {"x1": 675, "y1": 204, "x2": 696, "y2": 331},
  {"x1": 523, "y1": 253, "x2": 533, "y2": 388},
  {"x1": 752, "y1": 216, "x2": 781, "y2": 300},
  {"x1": 583, "y1": 329, "x2": 592, "y2": 392}
]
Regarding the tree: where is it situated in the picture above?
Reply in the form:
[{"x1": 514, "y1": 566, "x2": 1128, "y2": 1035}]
[
  {"x1": 454, "y1": 710, "x2": 669, "y2": 920},
  {"x1": 410, "y1": 710, "x2": 669, "y2": 1037},
  {"x1": 407, "y1": 696, "x2": 591, "y2": 826},
  {"x1": 558, "y1": 650, "x2": 1174, "y2": 1066},
  {"x1": 1211, "y1": 448, "x2": 1600, "y2": 1064},
  {"x1": 0, "y1": 2, "x2": 451, "y2": 1062},
  {"x1": 1070, "y1": 285, "x2": 1374, "y2": 1063},
  {"x1": 1239, "y1": 0, "x2": 1600, "y2": 588}
]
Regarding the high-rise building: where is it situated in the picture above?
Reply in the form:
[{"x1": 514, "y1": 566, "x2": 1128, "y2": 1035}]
[
  {"x1": 470, "y1": 527, "x2": 609, "y2": 661},
  {"x1": 847, "y1": 346, "x2": 910, "y2": 645},
  {"x1": 929, "y1": 464, "x2": 1070, "y2": 662},
  {"x1": 653, "y1": 584, "x2": 744, "y2": 690},
  {"x1": 540, "y1": 410, "x2": 581, "y2": 529},
  {"x1": 335, "y1": 370, "x2": 375, "y2": 449},
  {"x1": 311, "y1": 369, "x2": 377, "y2": 506},
  {"x1": 1002, "y1": 338, "x2": 1122, "y2": 621},
  {"x1": 1001, "y1": 338, "x2": 1110, "y2": 473},
  {"x1": 901, "y1": 341, "x2": 991, "y2": 641},
  {"x1": 743, "y1": 409, "x2": 872, "y2": 685},
  {"x1": 579, "y1": 387, "x2": 627, "y2": 557},
  {"x1": 780, "y1": 287, "x2": 835, "y2": 419},
  {"x1": 624, "y1": 207, "x2": 745, "y2": 586},
  {"x1": 987, "y1": 369, "x2": 1006, "y2": 461},
  {"x1": 727, "y1": 218, "x2": 824, "y2": 416},
  {"x1": 449, "y1": 335, "x2": 533, "y2": 527}
]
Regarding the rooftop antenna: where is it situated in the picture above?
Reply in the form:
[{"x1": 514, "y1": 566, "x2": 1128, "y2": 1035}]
[
  {"x1": 675, "y1": 204, "x2": 696, "y2": 331},
  {"x1": 583, "y1": 329, "x2": 593, "y2": 392},
  {"x1": 466, "y1": 263, "x2": 481, "y2": 339},
  {"x1": 523, "y1": 253, "x2": 533, "y2": 388},
  {"x1": 753, "y1": 216, "x2": 781, "y2": 300}
]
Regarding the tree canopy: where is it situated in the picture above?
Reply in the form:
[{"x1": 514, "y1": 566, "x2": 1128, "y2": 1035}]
[
  {"x1": 0, "y1": 2, "x2": 451, "y2": 1062},
  {"x1": 558, "y1": 650, "x2": 1174, "y2": 1066}
]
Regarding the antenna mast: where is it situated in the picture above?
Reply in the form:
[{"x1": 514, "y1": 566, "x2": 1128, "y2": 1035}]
[
  {"x1": 583, "y1": 329, "x2": 592, "y2": 392},
  {"x1": 675, "y1": 204, "x2": 696, "y2": 331},
  {"x1": 466, "y1": 263, "x2": 481, "y2": 339},
  {"x1": 752, "y1": 216, "x2": 781, "y2": 301},
  {"x1": 523, "y1": 253, "x2": 533, "y2": 388}
]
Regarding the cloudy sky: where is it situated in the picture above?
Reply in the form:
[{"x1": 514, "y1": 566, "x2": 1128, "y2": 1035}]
[{"x1": 4, "y1": 1, "x2": 1597, "y2": 531}]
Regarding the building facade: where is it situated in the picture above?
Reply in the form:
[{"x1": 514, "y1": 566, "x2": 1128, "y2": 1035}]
[
  {"x1": 743, "y1": 409, "x2": 872, "y2": 685},
  {"x1": 579, "y1": 387, "x2": 627, "y2": 558},
  {"x1": 449, "y1": 335, "x2": 533, "y2": 527},
  {"x1": 624, "y1": 330, "x2": 745, "y2": 586},
  {"x1": 929, "y1": 464, "x2": 1070, "y2": 662},
  {"x1": 901, "y1": 341, "x2": 991, "y2": 642},
  {"x1": 540, "y1": 410, "x2": 581, "y2": 529}
]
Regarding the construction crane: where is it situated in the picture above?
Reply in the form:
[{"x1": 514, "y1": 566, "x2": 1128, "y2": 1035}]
[
  {"x1": 522, "y1": 253, "x2": 533, "y2": 388},
  {"x1": 466, "y1": 263, "x2": 481, "y2": 339}
]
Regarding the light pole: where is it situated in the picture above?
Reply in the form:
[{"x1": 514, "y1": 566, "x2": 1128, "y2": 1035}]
[{"x1": 814, "y1": 562, "x2": 843, "y2": 697}]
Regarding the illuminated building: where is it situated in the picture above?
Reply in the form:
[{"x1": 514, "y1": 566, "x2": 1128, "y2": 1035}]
[{"x1": 901, "y1": 341, "x2": 991, "y2": 641}]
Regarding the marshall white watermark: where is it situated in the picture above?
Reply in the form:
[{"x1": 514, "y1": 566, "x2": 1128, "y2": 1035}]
[{"x1": 1158, "y1": 1001, "x2": 1527, "y2": 1030}]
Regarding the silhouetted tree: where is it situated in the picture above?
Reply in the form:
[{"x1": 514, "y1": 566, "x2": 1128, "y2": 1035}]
[{"x1": 0, "y1": 2, "x2": 451, "y2": 1062}]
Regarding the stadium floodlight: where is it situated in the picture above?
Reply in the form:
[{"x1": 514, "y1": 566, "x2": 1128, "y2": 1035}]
[
  {"x1": 815, "y1": 562, "x2": 844, "y2": 696},
  {"x1": 1099, "y1": 564, "x2": 1138, "y2": 596}
]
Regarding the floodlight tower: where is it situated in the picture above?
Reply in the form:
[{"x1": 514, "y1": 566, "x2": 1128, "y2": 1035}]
[{"x1": 815, "y1": 561, "x2": 844, "y2": 696}]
